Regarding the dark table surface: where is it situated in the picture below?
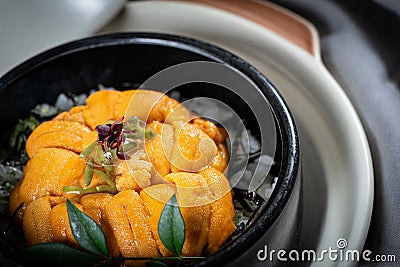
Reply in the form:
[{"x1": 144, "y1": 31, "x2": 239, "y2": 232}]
[{"x1": 270, "y1": 0, "x2": 400, "y2": 265}]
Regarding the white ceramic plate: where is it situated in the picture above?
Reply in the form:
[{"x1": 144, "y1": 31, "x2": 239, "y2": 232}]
[
  {"x1": 0, "y1": 0, "x2": 126, "y2": 76},
  {"x1": 98, "y1": 2, "x2": 374, "y2": 266}
]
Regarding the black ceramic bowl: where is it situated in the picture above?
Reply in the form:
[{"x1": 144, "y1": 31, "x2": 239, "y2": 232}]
[{"x1": 0, "y1": 32, "x2": 301, "y2": 267}]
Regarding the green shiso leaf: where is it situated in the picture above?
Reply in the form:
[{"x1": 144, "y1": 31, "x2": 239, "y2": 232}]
[
  {"x1": 66, "y1": 199, "x2": 109, "y2": 256},
  {"x1": 83, "y1": 157, "x2": 94, "y2": 187},
  {"x1": 158, "y1": 194, "x2": 185, "y2": 257},
  {"x1": 7, "y1": 242, "x2": 104, "y2": 267}
]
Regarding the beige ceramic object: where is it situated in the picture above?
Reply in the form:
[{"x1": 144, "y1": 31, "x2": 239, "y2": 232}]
[{"x1": 176, "y1": 0, "x2": 320, "y2": 57}]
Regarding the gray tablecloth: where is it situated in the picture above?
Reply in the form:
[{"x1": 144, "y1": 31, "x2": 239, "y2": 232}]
[{"x1": 271, "y1": 0, "x2": 400, "y2": 265}]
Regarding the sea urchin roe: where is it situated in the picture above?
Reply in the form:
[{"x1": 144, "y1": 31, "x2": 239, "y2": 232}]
[
  {"x1": 25, "y1": 120, "x2": 97, "y2": 158},
  {"x1": 170, "y1": 121, "x2": 218, "y2": 173},
  {"x1": 9, "y1": 89, "x2": 236, "y2": 262},
  {"x1": 103, "y1": 190, "x2": 160, "y2": 259},
  {"x1": 22, "y1": 196, "x2": 54, "y2": 246},
  {"x1": 19, "y1": 148, "x2": 85, "y2": 206}
]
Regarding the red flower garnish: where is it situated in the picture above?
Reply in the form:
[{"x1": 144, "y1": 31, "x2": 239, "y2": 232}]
[{"x1": 95, "y1": 117, "x2": 129, "y2": 160}]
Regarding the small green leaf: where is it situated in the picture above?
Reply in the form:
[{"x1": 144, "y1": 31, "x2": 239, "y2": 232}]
[
  {"x1": 103, "y1": 165, "x2": 114, "y2": 175},
  {"x1": 127, "y1": 116, "x2": 138, "y2": 124},
  {"x1": 9, "y1": 115, "x2": 39, "y2": 150},
  {"x1": 145, "y1": 129, "x2": 154, "y2": 139},
  {"x1": 80, "y1": 141, "x2": 97, "y2": 158},
  {"x1": 158, "y1": 194, "x2": 186, "y2": 256},
  {"x1": 121, "y1": 142, "x2": 137, "y2": 152},
  {"x1": 93, "y1": 169, "x2": 114, "y2": 186},
  {"x1": 31, "y1": 103, "x2": 60, "y2": 118},
  {"x1": 83, "y1": 157, "x2": 94, "y2": 186},
  {"x1": 66, "y1": 199, "x2": 109, "y2": 256},
  {"x1": 7, "y1": 242, "x2": 104, "y2": 267},
  {"x1": 95, "y1": 184, "x2": 118, "y2": 194},
  {"x1": 63, "y1": 185, "x2": 85, "y2": 194}
]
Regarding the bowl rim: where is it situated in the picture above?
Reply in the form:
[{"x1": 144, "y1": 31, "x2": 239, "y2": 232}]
[{"x1": 0, "y1": 32, "x2": 300, "y2": 265}]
